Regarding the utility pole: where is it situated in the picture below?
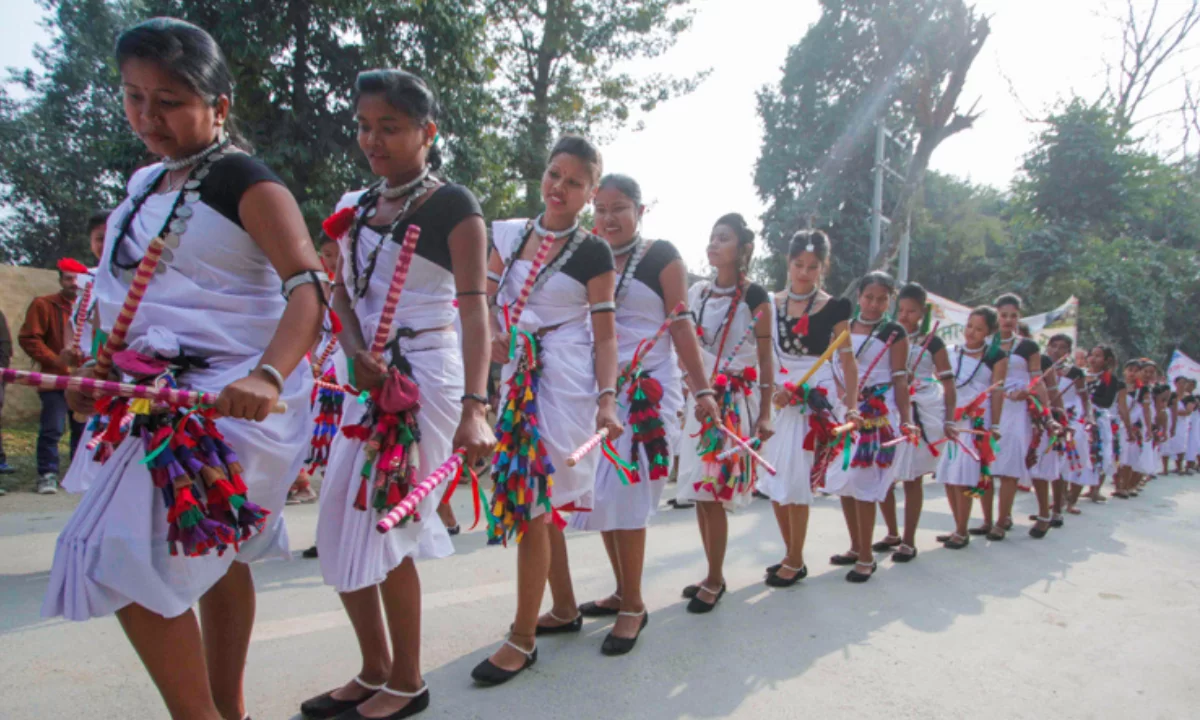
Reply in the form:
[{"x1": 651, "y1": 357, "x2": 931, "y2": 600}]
[
  {"x1": 898, "y1": 206, "x2": 911, "y2": 284},
  {"x1": 869, "y1": 122, "x2": 886, "y2": 265}
]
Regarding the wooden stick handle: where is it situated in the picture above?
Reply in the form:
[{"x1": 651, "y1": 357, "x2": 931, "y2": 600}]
[{"x1": 566, "y1": 428, "x2": 609, "y2": 467}]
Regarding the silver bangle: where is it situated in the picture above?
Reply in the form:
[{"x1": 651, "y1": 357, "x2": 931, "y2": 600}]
[
  {"x1": 255, "y1": 363, "x2": 286, "y2": 392},
  {"x1": 694, "y1": 388, "x2": 716, "y2": 399},
  {"x1": 758, "y1": 382, "x2": 774, "y2": 389},
  {"x1": 598, "y1": 387, "x2": 617, "y2": 400},
  {"x1": 590, "y1": 301, "x2": 616, "y2": 314},
  {"x1": 891, "y1": 370, "x2": 907, "y2": 378}
]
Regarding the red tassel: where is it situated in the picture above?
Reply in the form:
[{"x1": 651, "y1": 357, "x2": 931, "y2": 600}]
[
  {"x1": 322, "y1": 206, "x2": 356, "y2": 240},
  {"x1": 329, "y1": 310, "x2": 344, "y2": 334},
  {"x1": 354, "y1": 477, "x2": 369, "y2": 511},
  {"x1": 793, "y1": 315, "x2": 810, "y2": 336},
  {"x1": 386, "y1": 481, "x2": 403, "y2": 507}
]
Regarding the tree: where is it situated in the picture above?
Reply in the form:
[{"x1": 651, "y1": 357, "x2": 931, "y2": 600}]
[
  {"x1": 1, "y1": 0, "x2": 498, "y2": 266},
  {"x1": 1107, "y1": 0, "x2": 1200, "y2": 132},
  {"x1": 485, "y1": 0, "x2": 705, "y2": 216},
  {"x1": 755, "y1": 0, "x2": 988, "y2": 291}
]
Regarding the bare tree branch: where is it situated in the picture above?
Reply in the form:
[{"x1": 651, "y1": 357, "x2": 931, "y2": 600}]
[{"x1": 1113, "y1": 0, "x2": 1200, "y2": 128}]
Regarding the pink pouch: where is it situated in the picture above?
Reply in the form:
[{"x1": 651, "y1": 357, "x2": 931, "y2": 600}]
[{"x1": 376, "y1": 368, "x2": 421, "y2": 414}]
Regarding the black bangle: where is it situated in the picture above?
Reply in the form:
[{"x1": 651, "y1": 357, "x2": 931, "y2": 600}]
[
  {"x1": 457, "y1": 290, "x2": 487, "y2": 297},
  {"x1": 461, "y1": 392, "x2": 489, "y2": 406}
]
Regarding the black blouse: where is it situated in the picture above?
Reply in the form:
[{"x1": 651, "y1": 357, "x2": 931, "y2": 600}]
[{"x1": 775, "y1": 296, "x2": 852, "y2": 357}]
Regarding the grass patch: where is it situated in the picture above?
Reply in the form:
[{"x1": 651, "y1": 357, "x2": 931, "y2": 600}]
[{"x1": 1, "y1": 419, "x2": 74, "y2": 493}]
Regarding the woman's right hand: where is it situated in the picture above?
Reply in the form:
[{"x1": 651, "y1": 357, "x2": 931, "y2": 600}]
[
  {"x1": 353, "y1": 349, "x2": 388, "y2": 392},
  {"x1": 65, "y1": 365, "x2": 106, "y2": 415},
  {"x1": 694, "y1": 393, "x2": 721, "y2": 424},
  {"x1": 490, "y1": 337, "x2": 510, "y2": 364},
  {"x1": 772, "y1": 389, "x2": 791, "y2": 408}
]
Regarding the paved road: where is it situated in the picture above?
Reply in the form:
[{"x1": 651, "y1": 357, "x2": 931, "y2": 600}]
[{"x1": 2, "y1": 477, "x2": 1199, "y2": 719}]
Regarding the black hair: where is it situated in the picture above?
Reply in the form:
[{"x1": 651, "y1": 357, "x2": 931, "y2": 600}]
[
  {"x1": 1124, "y1": 359, "x2": 1142, "y2": 370},
  {"x1": 87, "y1": 211, "x2": 110, "y2": 234},
  {"x1": 598, "y1": 174, "x2": 642, "y2": 205},
  {"x1": 897, "y1": 281, "x2": 927, "y2": 306},
  {"x1": 994, "y1": 293, "x2": 1023, "y2": 310},
  {"x1": 857, "y1": 270, "x2": 896, "y2": 296},
  {"x1": 548, "y1": 135, "x2": 603, "y2": 182},
  {"x1": 1153, "y1": 383, "x2": 1171, "y2": 397},
  {"x1": 355, "y1": 69, "x2": 442, "y2": 171},
  {"x1": 115, "y1": 18, "x2": 246, "y2": 147},
  {"x1": 1048, "y1": 333, "x2": 1073, "y2": 350},
  {"x1": 1092, "y1": 343, "x2": 1116, "y2": 370},
  {"x1": 1017, "y1": 322, "x2": 1032, "y2": 338},
  {"x1": 787, "y1": 229, "x2": 831, "y2": 264},
  {"x1": 970, "y1": 306, "x2": 999, "y2": 334}
]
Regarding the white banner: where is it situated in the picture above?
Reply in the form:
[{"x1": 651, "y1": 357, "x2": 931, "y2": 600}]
[
  {"x1": 925, "y1": 293, "x2": 1078, "y2": 348},
  {"x1": 1167, "y1": 350, "x2": 1200, "y2": 381}
]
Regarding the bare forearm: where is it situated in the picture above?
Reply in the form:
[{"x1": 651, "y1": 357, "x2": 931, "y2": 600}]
[
  {"x1": 594, "y1": 336, "x2": 619, "y2": 390},
  {"x1": 258, "y1": 286, "x2": 321, "y2": 378},
  {"x1": 458, "y1": 298, "x2": 490, "y2": 397},
  {"x1": 331, "y1": 285, "x2": 367, "y2": 356},
  {"x1": 671, "y1": 322, "x2": 711, "y2": 392}
]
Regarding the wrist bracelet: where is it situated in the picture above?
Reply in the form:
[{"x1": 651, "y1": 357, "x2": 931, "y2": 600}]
[
  {"x1": 254, "y1": 363, "x2": 285, "y2": 392},
  {"x1": 694, "y1": 388, "x2": 716, "y2": 399},
  {"x1": 461, "y1": 392, "x2": 489, "y2": 406},
  {"x1": 598, "y1": 387, "x2": 617, "y2": 400},
  {"x1": 758, "y1": 382, "x2": 774, "y2": 389}
]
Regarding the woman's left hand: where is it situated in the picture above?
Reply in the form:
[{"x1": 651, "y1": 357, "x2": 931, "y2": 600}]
[
  {"x1": 216, "y1": 369, "x2": 281, "y2": 422},
  {"x1": 754, "y1": 416, "x2": 775, "y2": 442},
  {"x1": 597, "y1": 400, "x2": 624, "y2": 440},
  {"x1": 452, "y1": 405, "x2": 497, "y2": 466},
  {"x1": 943, "y1": 422, "x2": 959, "y2": 441}
]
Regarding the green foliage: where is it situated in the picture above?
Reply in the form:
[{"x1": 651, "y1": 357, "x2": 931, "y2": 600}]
[{"x1": 486, "y1": 0, "x2": 704, "y2": 216}]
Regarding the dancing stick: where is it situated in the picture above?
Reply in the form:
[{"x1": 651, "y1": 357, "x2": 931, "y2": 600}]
[
  {"x1": 1, "y1": 368, "x2": 287, "y2": 414},
  {"x1": 831, "y1": 421, "x2": 857, "y2": 437},
  {"x1": 717, "y1": 307, "x2": 766, "y2": 375},
  {"x1": 312, "y1": 337, "x2": 340, "y2": 379},
  {"x1": 376, "y1": 450, "x2": 466, "y2": 533},
  {"x1": 908, "y1": 321, "x2": 941, "y2": 373},
  {"x1": 776, "y1": 329, "x2": 850, "y2": 408},
  {"x1": 566, "y1": 428, "x2": 609, "y2": 467},
  {"x1": 616, "y1": 301, "x2": 687, "y2": 391},
  {"x1": 716, "y1": 424, "x2": 777, "y2": 475},
  {"x1": 716, "y1": 437, "x2": 760, "y2": 462},
  {"x1": 371, "y1": 225, "x2": 421, "y2": 353},
  {"x1": 94, "y1": 236, "x2": 166, "y2": 380},
  {"x1": 861, "y1": 332, "x2": 898, "y2": 383},
  {"x1": 72, "y1": 281, "x2": 93, "y2": 354},
  {"x1": 505, "y1": 232, "x2": 558, "y2": 331}
]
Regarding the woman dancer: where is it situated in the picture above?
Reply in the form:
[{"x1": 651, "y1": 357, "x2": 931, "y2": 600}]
[
  {"x1": 302, "y1": 70, "x2": 494, "y2": 720},
  {"x1": 877, "y1": 282, "x2": 955, "y2": 563},
  {"x1": 471, "y1": 136, "x2": 621, "y2": 685},
  {"x1": 559, "y1": 174, "x2": 720, "y2": 653},
  {"x1": 1083, "y1": 344, "x2": 1121, "y2": 502},
  {"x1": 973, "y1": 294, "x2": 1056, "y2": 540},
  {"x1": 676, "y1": 213, "x2": 774, "y2": 610},
  {"x1": 1030, "y1": 335, "x2": 1087, "y2": 533},
  {"x1": 1186, "y1": 380, "x2": 1200, "y2": 473},
  {"x1": 1138, "y1": 362, "x2": 1161, "y2": 486},
  {"x1": 1164, "y1": 376, "x2": 1190, "y2": 475},
  {"x1": 1113, "y1": 360, "x2": 1142, "y2": 499},
  {"x1": 937, "y1": 307, "x2": 1007, "y2": 549},
  {"x1": 760, "y1": 230, "x2": 855, "y2": 586},
  {"x1": 824, "y1": 272, "x2": 915, "y2": 582},
  {"x1": 43, "y1": 18, "x2": 325, "y2": 720}
]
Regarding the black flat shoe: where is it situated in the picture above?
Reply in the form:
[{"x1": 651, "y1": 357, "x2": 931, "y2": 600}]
[
  {"x1": 999, "y1": 518, "x2": 1014, "y2": 531},
  {"x1": 579, "y1": 598, "x2": 621, "y2": 617},
  {"x1": 1050, "y1": 515, "x2": 1064, "y2": 528},
  {"x1": 471, "y1": 640, "x2": 537, "y2": 686},
  {"x1": 829, "y1": 552, "x2": 859, "y2": 566},
  {"x1": 668, "y1": 498, "x2": 695, "y2": 510},
  {"x1": 682, "y1": 584, "x2": 701, "y2": 599},
  {"x1": 534, "y1": 611, "x2": 582, "y2": 636},
  {"x1": 446, "y1": 524, "x2": 461, "y2": 536},
  {"x1": 765, "y1": 564, "x2": 807, "y2": 587},
  {"x1": 686, "y1": 583, "x2": 726, "y2": 613},
  {"x1": 968, "y1": 525, "x2": 992, "y2": 536},
  {"x1": 302, "y1": 545, "x2": 319, "y2": 559},
  {"x1": 301, "y1": 677, "x2": 381, "y2": 719},
  {"x1": 846, "y1": 561, "x2": 877, "y2": 583},
  {"x1": 601, "y1": 611, "x2": 649, "y2": 656},
  {"x1": 766, "y1": 563, "x2": 782, "y2": 575},
  {"x1": 871, "y1": 535, "x2": 902, "y2": 552},
  {"x1": 1029, "y1": 518, "x2": 1050, "y2": 539},
  {"x1": 333, "y1": 685, "x2": 430, "y2": 720},
  {"x1": 891, "y1": 544, "x2": 918, "y2": 563},
  {"x1": 943, "y1": 534, "x2": 970, "y2": 550},
  {"x1": 986, "y1": 529, "x2": 1006, "y2": 541}
]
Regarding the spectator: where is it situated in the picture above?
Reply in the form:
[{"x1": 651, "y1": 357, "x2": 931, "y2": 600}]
[
  {"x1": 18, "y1": 259, "x2": 89, "y2": 494},
  {"x1": 0, "y1": 309, "x2": 13, "y2": 487}
]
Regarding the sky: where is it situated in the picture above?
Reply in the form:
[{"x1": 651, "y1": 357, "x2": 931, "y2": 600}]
[{"x1": 1, "y1": 0, "x2": 1193, "y2": 270}]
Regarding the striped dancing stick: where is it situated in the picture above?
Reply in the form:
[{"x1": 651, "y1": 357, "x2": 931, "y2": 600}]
[
  {"x1": 72, "y1": 281, "x2": 93, "y2": 355},
  {"x1": 717, "y1": 307, "x2": 766, "y2": 375},
  {"x1": 566, "y1": 428, "x2": 609, "y2": 467},
  {"x1": 371, "y1": 225, "x2": 422, "y2": 354},
  {"x1": 2, "y1": 368, "x2": 287, "y2": 414},
  {"x1": 504, "y1": 232, "x2": 557, "y2": 332},
  {"x1": 94, "y1": 236, "x2": 166, "y2": 380},
  {"x1": 616, "y1": 301, "x2": 686, "y2": 391},
  {"x1": 716, "y1": 424, "x2": 777, "y2": 475},
  {"x1": 377, "y1": 450, "x2": 465, "y2": 533}
]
